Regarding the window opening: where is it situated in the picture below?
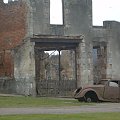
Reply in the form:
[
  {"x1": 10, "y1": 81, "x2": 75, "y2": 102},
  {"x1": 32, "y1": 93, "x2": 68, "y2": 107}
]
[
  {"x1": 3, "y1": 0, "x2": 18, "y2": 3},
  {"x1": 50, "y1": 0, "x2": 63, "y2": 25},
  {"x1": 109, "y1": 81, "x2": 119, "y2": 87},
  {"x1": 3, "y1": 0, "x2": 8, "y2": 3}
]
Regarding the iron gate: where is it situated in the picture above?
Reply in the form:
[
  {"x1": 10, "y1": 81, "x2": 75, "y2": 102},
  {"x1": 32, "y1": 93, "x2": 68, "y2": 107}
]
[{"x1": 36, "y1": 80, "x2": 76, "y2": 97}]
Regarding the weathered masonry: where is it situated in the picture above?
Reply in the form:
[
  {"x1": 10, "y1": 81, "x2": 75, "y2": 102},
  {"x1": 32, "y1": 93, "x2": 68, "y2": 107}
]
[{"x1": 0, "y1": 0, "x2": 120, "y2": 96}]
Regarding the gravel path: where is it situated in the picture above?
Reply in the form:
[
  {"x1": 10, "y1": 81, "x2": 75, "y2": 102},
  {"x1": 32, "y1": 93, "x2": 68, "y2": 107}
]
[{"x1": 0, "y1": 103, "x2": 120, "y2": 115}]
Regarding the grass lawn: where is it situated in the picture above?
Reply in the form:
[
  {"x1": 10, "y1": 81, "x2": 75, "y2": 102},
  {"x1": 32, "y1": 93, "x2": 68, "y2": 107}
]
[
  {"x1": 0, "y1": 96, "x2": 92, "y2": 108},
  {"x1": 0, "y1": 113, "x2": 120, "y2": 120}
]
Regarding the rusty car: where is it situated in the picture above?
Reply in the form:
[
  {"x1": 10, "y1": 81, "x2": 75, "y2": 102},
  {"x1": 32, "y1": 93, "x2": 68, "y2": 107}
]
[{"x1": 74, "y1": 79, "x2": 120, "y2": 102}]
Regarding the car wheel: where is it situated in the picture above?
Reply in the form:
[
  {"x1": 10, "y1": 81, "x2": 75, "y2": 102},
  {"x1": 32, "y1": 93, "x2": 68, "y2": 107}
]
[
  {"x1": 85, "y1": 97, "x2": 92, "y2": 103},
  {"x1": 85, "y1": 92, "x2": 98, "y2": 103}
]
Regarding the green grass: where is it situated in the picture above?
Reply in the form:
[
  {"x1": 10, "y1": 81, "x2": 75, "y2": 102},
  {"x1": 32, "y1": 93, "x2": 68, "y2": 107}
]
[
  {"x1": 0, "y1": 96, "x2": 92, "y2": 108},
  {"x1": 0, "y1": 113, "x2": 120, "y2": 120}
]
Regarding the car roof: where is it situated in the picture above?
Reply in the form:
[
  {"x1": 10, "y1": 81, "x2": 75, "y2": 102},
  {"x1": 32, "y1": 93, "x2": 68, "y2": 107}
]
[{"x1": 101, "y1": 79, "x2": 120, "y2": 81}]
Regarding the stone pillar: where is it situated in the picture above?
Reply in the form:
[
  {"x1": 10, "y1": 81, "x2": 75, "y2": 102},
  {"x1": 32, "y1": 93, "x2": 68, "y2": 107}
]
[
  {"x1": 76, "y1": 44, "x2": 81, "y2": 88},
  {"x1": 14, "y1": 39, "x2": 36, "y2": 96},
  {"x1": 76, "y1": 38, "x2": 93, "y2": 87},
  {"x1": 87, "y1": 42, "x2": 94, "y2": 85},
  {"x1": 106, "y1": 39, "x2": 112, "y2": 79}
]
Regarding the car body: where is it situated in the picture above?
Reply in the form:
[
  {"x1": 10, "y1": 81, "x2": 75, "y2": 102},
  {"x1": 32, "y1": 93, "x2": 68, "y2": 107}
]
[{"x1": 74, "y1": 79, "x2": 120, "y2": 102}]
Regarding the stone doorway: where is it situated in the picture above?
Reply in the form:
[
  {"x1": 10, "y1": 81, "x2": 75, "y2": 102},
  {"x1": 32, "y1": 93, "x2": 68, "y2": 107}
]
[{"x1": 31, "y1": 35, "x2": 82, "y2": 97}]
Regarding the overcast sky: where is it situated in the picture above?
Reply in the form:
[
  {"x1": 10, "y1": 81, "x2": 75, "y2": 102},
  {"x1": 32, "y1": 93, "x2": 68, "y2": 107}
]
[
  {"x1": 4, "y1": 0, "x2": 120, "y2": 26},
  {"x1": 93, "y1": 0, "x2": 120, "y2": 25}
]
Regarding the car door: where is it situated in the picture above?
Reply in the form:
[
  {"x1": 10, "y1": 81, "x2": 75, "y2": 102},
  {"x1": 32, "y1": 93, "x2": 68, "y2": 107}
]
[{"x1": 104, "y1": 80, "x2": 119, "y2": 101}]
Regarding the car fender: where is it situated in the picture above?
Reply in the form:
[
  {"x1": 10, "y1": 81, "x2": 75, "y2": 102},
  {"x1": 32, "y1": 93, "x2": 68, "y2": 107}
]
[{"x1": 77, "y1": 88, "x2": 104, "y2": 101}]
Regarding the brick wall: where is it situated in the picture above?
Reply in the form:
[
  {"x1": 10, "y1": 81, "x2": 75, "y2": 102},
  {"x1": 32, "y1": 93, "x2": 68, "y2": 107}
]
[{"x1": 0, "y1": 1, "x2": 27, "y2": 77}]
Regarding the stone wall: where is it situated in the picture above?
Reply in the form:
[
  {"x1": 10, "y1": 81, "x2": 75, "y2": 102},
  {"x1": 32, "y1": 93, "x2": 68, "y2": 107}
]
[
  {"x1": 92, "y1": 26, "x2": 108, "y2": 82},
  {"x1": 0, "y1": 1, "x2": 27, "y2": 50},
  {"x1": 28, "y1": 0, "x2": 94, "y2": 87},
  {"x1": 0, "y1": 77, "x2": 16, "y2": 94},
  {"x1": 13, "y1": 39, "x2": 36, "y2": 96},
  {"x1": 63, "y1": 0, "x2": 93, "y2": 86},
  {"x1": 63, "y1": 0, "x2": 92, "y2": 36},
  {"x1": 1, "y1": 0, "x2": 120, "y2": 96},
  {"x1": 104, "y1": 21, "x2": 120, "y2": 79},
  {"x1": 0, "y1": 0, "x2": 27, "y2": 77},
  {"x1": 93, "y1": 21, "x2": 120, "y2": 80},
  {"x1": 27, "y1": 0, "x2": 94, "y2": 86},
  {"x1": 28, "y1": 0, "x2": 50, "y2": 35}
]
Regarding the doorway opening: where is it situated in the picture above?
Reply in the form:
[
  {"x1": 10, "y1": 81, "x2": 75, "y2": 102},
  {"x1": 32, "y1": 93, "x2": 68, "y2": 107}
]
[
  {"x1": 31, "y1": 35, "x2": 82, "y2": 97},
  {"x1": 93, "y1": 43, "x2": 107, "y2": 84}
]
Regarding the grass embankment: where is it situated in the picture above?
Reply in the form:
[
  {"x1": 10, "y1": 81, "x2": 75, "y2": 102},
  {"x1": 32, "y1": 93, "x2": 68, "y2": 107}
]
[
  {"x1": 0, "y1": 96, "x2": 91, "y2": 108},
  {"x1": 0, "y1": 113, "x2": 120, "y2": 120}
]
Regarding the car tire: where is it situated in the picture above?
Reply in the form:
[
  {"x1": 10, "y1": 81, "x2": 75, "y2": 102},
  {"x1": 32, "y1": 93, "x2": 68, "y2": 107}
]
[
  {"x1": 85, "y1": 97, "x2": 92, "y2": 103},
  {"x1": 85, "y1": 92, "x2": 98, "y2": 103}
]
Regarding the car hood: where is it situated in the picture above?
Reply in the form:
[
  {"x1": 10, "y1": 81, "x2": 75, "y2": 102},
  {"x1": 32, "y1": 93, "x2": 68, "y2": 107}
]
[{"x1": 82, "y1": 84, "x2": 105, "y2": 91}]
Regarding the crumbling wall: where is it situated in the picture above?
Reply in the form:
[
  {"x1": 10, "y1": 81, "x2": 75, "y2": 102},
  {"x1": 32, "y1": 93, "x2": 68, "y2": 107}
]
[
  {"x1": 103, "y1": 21, "x2": 120, "y2": 79},
  {"x1": 2, "y1": 0, "x2": 120, "y2": 96},
  {"x1": 0, "y1": 0, "x2": 38, "y2": 95},
  {"x1": 28, "y1": 0, "x2": 50, "y2": 35},
  {"x1": 92, "y1": 26, "x2": 108, "y2": 83},
  {"x1": 63, "y1": 0, "x2": 92, "y2": 36},
  {"x1": 0, "y1": 1, "x2": 27, "y2": 49},
  {"x1": 27, "y1": 0, "x2": 94, "y2": 87},
  {"x1": 63, "y1": 0, "x2": 93, "y2": 86},
  {"x1": 0, "y1": 0, "x2": 27, "y2": 77},
  {"x1": 13, "y1": 39, "x2": 36, "y2": 96},
  {"x1": 0, "y1": 77, "x2": 16, "y2": 94},
  {"x1": 93, "y1": 21, "x2": 120, "y2": 80},
  {"x1": 0, "y1": 50, "x2": 14, "y2": 77}
]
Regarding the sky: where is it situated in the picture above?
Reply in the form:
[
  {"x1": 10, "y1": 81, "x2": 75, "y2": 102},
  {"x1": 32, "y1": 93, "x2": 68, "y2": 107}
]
[
  {"x1": 93, "y1": 0, "x2": 120, "y2": 25},
  {"x1": 3, "y1": 0, "x2": 120, "y2": 26}
]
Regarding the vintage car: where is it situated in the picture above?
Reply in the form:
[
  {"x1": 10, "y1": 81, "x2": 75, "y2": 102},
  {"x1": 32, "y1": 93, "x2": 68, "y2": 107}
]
[{"x1": 74, "y1": 79, "x2": 120, "y2": 102}]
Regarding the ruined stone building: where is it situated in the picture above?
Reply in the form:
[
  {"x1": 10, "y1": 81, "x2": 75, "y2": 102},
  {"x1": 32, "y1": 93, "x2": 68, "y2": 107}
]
[{"x1": 0, "y1": 0, "x2": 120, "y2": 96}]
